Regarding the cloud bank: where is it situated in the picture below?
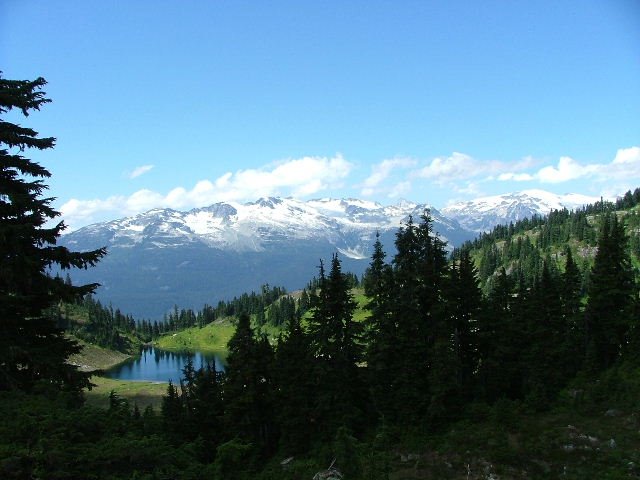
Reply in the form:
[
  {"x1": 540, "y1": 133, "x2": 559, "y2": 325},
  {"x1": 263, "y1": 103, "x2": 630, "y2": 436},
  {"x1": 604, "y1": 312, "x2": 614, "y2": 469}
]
[
  {"x1": 500, "y1": 146, "x2": 640, "y2": 184},
  {"x1": 60, "y1": 155, "x2": 352, "y2": 230},
  {"x1": 59, "y1": 147, "x2": 639, "y2": 232}
]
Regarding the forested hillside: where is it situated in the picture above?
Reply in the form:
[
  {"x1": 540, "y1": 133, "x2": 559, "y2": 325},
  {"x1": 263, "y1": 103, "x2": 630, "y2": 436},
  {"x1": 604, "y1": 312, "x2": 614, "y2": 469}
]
[
  {"x1": 469, "y1": 189, "x2": 640, "y2": 292},
  {"x1": 4, "y1": 200, "x2": 640, "y2": 478},
  {"x1": 52, "y1": 197, "x2": 640, "y2": 477}
]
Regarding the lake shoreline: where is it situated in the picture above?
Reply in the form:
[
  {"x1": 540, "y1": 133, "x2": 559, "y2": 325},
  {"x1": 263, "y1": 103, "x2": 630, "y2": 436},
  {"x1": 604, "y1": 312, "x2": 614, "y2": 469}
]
[{"x1": 103, "y1": 346, "x2": 226, "y2": 383}]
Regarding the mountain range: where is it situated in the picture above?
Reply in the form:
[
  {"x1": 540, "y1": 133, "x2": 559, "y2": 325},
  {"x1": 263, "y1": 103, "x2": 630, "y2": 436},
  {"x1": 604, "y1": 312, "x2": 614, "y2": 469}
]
[{"x1": 60, "y1": 190, "x2": 600, "y2": 319}]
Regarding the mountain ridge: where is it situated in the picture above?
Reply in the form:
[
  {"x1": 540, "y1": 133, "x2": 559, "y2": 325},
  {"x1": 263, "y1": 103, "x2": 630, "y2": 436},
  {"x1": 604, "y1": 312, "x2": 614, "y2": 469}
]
[
  {"x1": 442, "y1": 189, "x2": 601, "y2": 232},
  {"x1": 60, "y1": 190, "x2": 602, "y2": 318}
]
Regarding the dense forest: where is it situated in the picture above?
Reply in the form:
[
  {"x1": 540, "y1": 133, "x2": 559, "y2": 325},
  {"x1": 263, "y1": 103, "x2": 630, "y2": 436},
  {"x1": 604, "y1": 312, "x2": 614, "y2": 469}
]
[
  {"x1": 56, "y1": 283, "x2": 298, "y2": 352},
  {"x1": 2, "y1": 75, "x2": 640, "y2": 479}
]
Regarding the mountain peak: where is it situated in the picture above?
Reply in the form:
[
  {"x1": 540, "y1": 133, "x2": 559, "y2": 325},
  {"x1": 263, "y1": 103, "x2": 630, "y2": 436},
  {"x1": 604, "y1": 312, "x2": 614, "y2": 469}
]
[
  {"x1": 442, "y1": 189, "x2": 601, "y2": 232},
  {"x1": 59, "y1": 189, "x2": 605, "y2": 318}
]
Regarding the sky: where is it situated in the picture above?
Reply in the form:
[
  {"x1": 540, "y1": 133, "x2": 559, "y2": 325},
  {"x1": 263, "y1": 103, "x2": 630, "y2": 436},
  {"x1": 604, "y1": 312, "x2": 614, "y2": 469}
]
[{"x1": 2, "y1": 0, "x2": 639, "y2": 231}]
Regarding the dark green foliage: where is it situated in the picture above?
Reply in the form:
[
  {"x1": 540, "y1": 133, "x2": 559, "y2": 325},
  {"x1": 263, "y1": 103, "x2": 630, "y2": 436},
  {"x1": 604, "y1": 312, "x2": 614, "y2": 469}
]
[
  {"x1": 0, "y1": 74, "x2": 105, "y2": 393},
  {"x1": 224, "y1": 313, "x2": 276, "y2": 453},
  {"x1": 332, "y1": 426, "x2": 363, "y2": 479},
  {"x1": 273, "y1": 314, "x2": 315, "y2": 454},
  {"x1": 92, "y1": 188, "x2": 640, "y2": 476},
  {"x1": 192, "y1": 362, "x2": 225, "y2": 459},
  {"x1": 308, "y1": 255, "x2": 365, "y2": 436},
  {"x1": 156, "y1": 284, "x2": 293, "y2": 333},
  {"x1": 213, "y1": 437, "x2": 253, "y2": 480},
  {"x1": 0, "y1": 391, "x2": 203, "y2": 479},
  {"x1": 265, "y1": 295, "x2": 296, "y2": 326},
  {"x1": 64, "y1": 296, "x2": 140, "y2": 352},
  {"x1": 477, "y1": 268, "x2": 525, "y2": 401},
  {"x1": 363, "y1": 232, "x2": 397, "y2": 420},
  {"x1": 585, "y1": 213, "x2": 635, "y2": 371},
  {"x1": 391, "y1": 212, "x2": 450, "y2": 422},
  {"x1": 446, "y1": 249, "x2": 482, "y2": 403},
  {"x1": 524, "y1": 260, "x2": 566, "y2": 408},
  {"x1": 161, "y1": 380, "x2": 183, "y2": 442}
]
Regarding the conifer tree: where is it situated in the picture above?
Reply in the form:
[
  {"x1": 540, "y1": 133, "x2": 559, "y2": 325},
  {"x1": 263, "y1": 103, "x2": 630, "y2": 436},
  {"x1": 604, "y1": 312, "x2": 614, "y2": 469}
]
[
  {"x1": 446, "y1": 249, "x2": 482, "y2": 403},
  {"x1": 308, "y1": 254, "x2": 364, "y2": 436},
  {"x1": 585, "y1": 213, "x2": 634, "y2": 370},
  {"x1": 0, "y1": 74, "x2": 105, "y2": 393},
  {"x1": 274, "y1": 314, "x2": 315, "y2": 454},
  {"x1": 477, "y1": 268, "x2": 524, "y2": 401},
  {"x1": 390, "y1": 216, "x2": 427, "y2": 421},
  {"x1": 391, "y1": 212, "x2": 449, "y2": 422},
  {"x1": 192, "y1": 362, "x2": 225, "y2": 460},
  {"x1": 224, "y1": 312, "x2": 276, "y2": 452},
  {"x1": 525, "y1": 260, "x2": 565, "y2": 408},
  {"x1": 561, "y1": 247, "x2": 583, "y2": 375},
  {"x1": 161, "y1": 380, "x2": 184, "y2": 442},
  {"x1": 363, "y1": 233, "x2": 397, "y2": 420}
]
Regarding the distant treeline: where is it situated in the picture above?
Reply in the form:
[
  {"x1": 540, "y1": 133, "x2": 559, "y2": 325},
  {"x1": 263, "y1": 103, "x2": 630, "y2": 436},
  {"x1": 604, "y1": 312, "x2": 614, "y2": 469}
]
[{"x1": 58, "y1": 283, "x2": 312, "y2": 352}]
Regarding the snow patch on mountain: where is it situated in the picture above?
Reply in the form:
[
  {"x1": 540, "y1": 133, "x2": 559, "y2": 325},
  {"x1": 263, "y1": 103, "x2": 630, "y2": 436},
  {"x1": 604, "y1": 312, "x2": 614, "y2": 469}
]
[
  {"x1": 64, "y1": 196, "x2": 470, "y2": 256},
  {"x1": 442, "y1": 189, "x2": 601, "y2": 232}
]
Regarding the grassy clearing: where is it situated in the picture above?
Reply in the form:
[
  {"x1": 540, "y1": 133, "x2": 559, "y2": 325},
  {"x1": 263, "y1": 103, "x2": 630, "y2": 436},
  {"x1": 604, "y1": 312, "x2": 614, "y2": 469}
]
[
  {"x1": 155, "y1": 288, "x2": 370, "y2": 354},
  {"x1": 154, "y1": 318, "x2": 235, "y2": 354},
  {"x1": 85, "y1": 376, "x2": 167, "y2": 411},
  {"x1": 352, "y1": 288, "x2": 369, "y2": 323},
  {"x1": 68, "y1": 337, "x2": 132, "y2": 372}
]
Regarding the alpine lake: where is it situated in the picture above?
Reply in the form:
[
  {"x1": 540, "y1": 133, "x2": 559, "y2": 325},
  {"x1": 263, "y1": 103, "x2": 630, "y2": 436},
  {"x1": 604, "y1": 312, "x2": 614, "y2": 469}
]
[{"x1": 104, "y1": 347, "x2": 225, "y2": 383}]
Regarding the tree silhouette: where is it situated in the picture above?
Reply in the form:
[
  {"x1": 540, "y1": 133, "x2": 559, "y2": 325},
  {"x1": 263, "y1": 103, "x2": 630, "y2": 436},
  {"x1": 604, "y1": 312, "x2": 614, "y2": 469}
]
[{"x1": 0, "y1": 74, "x2": 105, "y2": 393}]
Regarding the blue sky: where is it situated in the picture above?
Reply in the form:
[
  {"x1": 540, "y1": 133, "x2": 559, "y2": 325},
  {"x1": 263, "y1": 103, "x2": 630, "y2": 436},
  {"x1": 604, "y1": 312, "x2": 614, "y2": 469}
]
[{"x1": 2, "y1": 1, "x2": 639, "y2": 230}]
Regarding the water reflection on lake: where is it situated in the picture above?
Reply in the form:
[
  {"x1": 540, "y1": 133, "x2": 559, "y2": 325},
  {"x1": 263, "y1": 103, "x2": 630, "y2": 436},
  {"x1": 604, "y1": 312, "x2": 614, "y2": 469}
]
[{"x1": 105, "y1": 347, "x2": 225, "y2": 382}]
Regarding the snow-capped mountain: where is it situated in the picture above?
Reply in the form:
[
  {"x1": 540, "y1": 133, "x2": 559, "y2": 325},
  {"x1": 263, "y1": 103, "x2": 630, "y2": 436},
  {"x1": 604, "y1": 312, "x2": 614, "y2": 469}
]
[
  {"x1": 60, "y1": 190, "x2": 603, "y2": 319},
  {"x1": 61, "y1": 197, "x2": 472, "y2": 318},
  {"x1": 442, "y1": 189, "x2": 600, "y2": 233},
  {"x1": 67, "y1": 197, "x2": 468, "y2": 257}
]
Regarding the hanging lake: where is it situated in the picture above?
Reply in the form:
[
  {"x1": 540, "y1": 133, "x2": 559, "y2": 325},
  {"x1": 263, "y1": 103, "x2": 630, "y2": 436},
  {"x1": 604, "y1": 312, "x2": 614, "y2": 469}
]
[{"x1": 104, "y1": 347, "x2": 225, "y2": 382}]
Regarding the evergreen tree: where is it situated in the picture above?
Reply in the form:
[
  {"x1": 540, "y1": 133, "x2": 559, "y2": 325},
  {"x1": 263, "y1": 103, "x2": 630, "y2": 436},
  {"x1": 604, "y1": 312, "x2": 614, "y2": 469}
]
[
  {"x1": 585, "y1": 213, "x2": 634, "y2": 370},
  {"x1": 308, "y1": 254, "x2": 364, "y2": 437},
  {"x1": 561, "y1": 247, "x2": 583, "y2": 375},
  {"x1": 363, "y1": 233, "x2": 397, "y2": 420},
  {"x1": 446, "y1": 249, "x2": 482, "y2": 404},
  {"x1": 273, "y1": 314, "x2": 315, "y2": 454},
  {"x1": 192, "y1": 362, "x2": 225, "y2": 461},
  {"x1": 391, "y1": 212, "x2": 449, "y2": 422},
  {"x1": 477, "y1": 268, "x2": 524, "y2": 401},
  {"x1": 0, "y1": 74, "x2": 105, "y2": 393},
  {"x1": 161, "y1": 380, "x2": 184, "y2": 443},
  {"x1": 224, "y1": 312, "x2": 276, "y2": 453},
  {"x1": 524, "y1": 260, "x2": 565, "y2": 408},
  {"x1": 390, "y1": 215, "x2": 427, "y2": 421}
]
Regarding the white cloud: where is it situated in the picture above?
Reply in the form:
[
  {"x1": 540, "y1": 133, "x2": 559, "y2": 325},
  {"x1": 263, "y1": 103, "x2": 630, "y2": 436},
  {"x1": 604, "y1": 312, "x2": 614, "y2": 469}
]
[
  {"x1": 363, "y1": 157, "x2": 416, "y2": 188},
  {"x1": 360, "y1": 152, "x2": 538, "y2": 200},
  {"x1": 60, "y1": 154, "x2": 352, "y2": 231},
  {"x1": 612, "y1": 146, "x2": 640, "y2": 165},
  {"x1": 454, "y1": 181, "x2": 483, "y2": 196},
  {"x1": 387, "y1": 181, "x2": 412, "y2": 198},
  {"x1": 128, "y1": 164, "x2": 154, "y2": 179},
  {"x1": 416, "y1": 152, "x2": 478, "y2": 181},
  {"x1": 414, "y1": 152, "x2": 533, "y2": 183},
  {"x1": 498, "y1": 172, "x2": 535, "y2": 182},
  {"x1": 519, "y1": 147, "x2": 640, "y2": 184},
  {"x1": 536, "y1": 156, "x2": 598, "y2": 183}
]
